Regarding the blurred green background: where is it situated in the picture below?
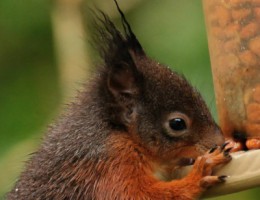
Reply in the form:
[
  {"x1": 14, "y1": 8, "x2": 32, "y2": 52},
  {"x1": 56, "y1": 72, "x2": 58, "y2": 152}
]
[{"x1": 0, "y1": 0, "x2": 259, "y2": 199}]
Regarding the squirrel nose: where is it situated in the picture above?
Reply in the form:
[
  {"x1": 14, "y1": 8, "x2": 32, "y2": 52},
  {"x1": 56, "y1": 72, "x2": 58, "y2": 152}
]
[{"x1": 214, "y1": 126, "x2": 225, "y2": 146}]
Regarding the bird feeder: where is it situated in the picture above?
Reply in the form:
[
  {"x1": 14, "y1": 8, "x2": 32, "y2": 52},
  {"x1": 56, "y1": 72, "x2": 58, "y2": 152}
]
[
  {"x1": 203, "y1": 0, "x2": 260, "y2": 150},
  {"x1": 200, "y1": 0, "x2": 260, "y2": 197}
]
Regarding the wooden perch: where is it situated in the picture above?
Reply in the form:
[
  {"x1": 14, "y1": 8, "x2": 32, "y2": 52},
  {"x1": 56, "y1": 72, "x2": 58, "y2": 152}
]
[{"x1": 175, "y1": 150, "x2": 260, "y2": 198}]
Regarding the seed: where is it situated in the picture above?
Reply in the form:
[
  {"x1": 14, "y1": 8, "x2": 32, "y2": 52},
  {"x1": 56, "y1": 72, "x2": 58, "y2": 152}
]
[
  {"x1": 246, "y1": 138, "x2": 260, "y2": 149},
  {"x1": 215, "y1": 5, "x2": 232, "y2": 27},
  {"x1": 246, "y1": 122, "x2": 260, "y2": 136},
  {"x1": 225, "y1": 23, "x2": 241, "y2": 39},
  {"x1": 239, "y1": 22, "x2": 259, "y2": 40},
  {"x1": 239, "y1": 50, "x2": 258, "y2": 66},
  {"x1": 249, "y1": 36, "x2": 260, "y2": 57},
  {"x1": 211, "y1": 27, "x2": 226, "y2": 39},
  {"x1": 252, "y1": 85, "x2": 260, "y2": 103},
  {"x1": 224, "y1": 38, "x2": 240, "y2": 52},
  {"x1": 231, "y1": 8, "x2": 252, "y2": 21},
  {"x1": 219, "y1": 53, "x2": 240, "y2": 70},
  {"x1": 254, "y1": 7, "x2": 260, "y2": 21},
  {"x1": 246, "y1": 103, "x2": 260, "y2": 123},
  {"x1": 252, "y1": 0, "x2": 260, "y2": 6}
]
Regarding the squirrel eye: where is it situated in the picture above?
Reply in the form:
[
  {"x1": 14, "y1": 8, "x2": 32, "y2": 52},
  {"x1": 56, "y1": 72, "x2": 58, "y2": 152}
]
[
  {"x1": 164, "y1": 112, "x2": 191, "y2": 137},
  {"x1": 169, "y1": 118, "x2": 187, "y2": 131}
]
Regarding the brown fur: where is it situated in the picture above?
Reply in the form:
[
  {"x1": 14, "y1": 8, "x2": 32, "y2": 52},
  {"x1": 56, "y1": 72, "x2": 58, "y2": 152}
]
[{"x1": 6, "y1": 1, "x2": 230, "y2": 199}]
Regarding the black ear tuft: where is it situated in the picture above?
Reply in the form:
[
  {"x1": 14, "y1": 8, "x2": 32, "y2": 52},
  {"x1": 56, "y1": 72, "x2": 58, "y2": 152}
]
[
  {"x1": 114, "y1": 0, "x2": 144, "y2": 55},
  {"x1": 93, "y1": 11, "x2": 141, "y2": 93},
  {"x1": 92, "y1": 4, "x2": 144, "y2": 125},
  {"x1": 92, "y1": 1, "x2": 144, "y2": 65},
  {"x1": 92, "y1": 2, "x2": 144, "y2": 97}
]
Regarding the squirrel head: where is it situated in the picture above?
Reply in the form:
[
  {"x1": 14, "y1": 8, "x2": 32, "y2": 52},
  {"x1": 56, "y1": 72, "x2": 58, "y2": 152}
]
[{"x1": 92, "y1": 1, "x2": 224, "y2": 166}]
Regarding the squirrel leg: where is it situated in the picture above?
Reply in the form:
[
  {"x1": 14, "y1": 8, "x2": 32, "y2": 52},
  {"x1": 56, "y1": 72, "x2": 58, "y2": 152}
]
[
  {"x1": 149, "y1": 145, "x2": 232, "y2": 200},
  {"x1": 97, "y1": 136, "x2": 232, "y2": 200},
  {"x1": 102, "y1": 145, "x2": 232, "y2": 200},
  {"x1": 192, "y1": 144, "x2": 232, "y2": 187}
]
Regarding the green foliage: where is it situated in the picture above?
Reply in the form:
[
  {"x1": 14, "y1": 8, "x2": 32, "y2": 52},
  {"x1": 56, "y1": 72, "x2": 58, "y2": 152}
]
[{"x1": 0, "y1": 0, "x2": 60, "y2": 196}]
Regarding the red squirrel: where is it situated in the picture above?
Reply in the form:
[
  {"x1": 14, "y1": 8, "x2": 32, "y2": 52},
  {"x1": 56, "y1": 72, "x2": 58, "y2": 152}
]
[{"x1": 7, "y1": 1, "x2": 232, "y2": 199}]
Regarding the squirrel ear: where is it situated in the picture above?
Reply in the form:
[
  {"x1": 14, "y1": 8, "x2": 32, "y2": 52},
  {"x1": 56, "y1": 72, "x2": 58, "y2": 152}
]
[
  {"x1": 93, "y1": 6, "x2": 143, "y2": 125},
  {"x1": 107, "y1": 62, "x2": 140, "y2": 98},
  {"x1": 106, "y1": 61, "x2": 141, "y2": 125}
]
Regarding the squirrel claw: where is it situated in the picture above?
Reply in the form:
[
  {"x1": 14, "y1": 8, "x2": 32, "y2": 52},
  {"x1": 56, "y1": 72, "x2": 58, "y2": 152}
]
[
  {"x1": 223, "y1": 147, "x2": 233, "y2": 157},
  {"x1": 200, "y1": 175, "x2": 228, "y2": 188},
  {"x1": 189, "y1": 144, "x2": 232, "y2": 190},
  {"x1": 218, "y1": 175, "x2": 228, "y2": 182},
  {"x1": 221, "y1": 142, "x2": 230, "y2": 150},
  {"x1": 209, "y1": 144, "x2": 218, "y2": 153}
]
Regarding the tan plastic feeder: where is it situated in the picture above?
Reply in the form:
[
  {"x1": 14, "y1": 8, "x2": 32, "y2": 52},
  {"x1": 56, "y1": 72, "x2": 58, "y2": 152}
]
[
  {"x1": 203, "y1": 0, "x2": 260, "y2": 150},
  {"x1": 179, "y1": 0, "x2": 260, "y2": 197}
]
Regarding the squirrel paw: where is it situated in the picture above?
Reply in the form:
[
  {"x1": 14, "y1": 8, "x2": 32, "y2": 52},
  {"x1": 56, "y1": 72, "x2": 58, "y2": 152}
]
[
  {"x1": 204, "y1": 142, "x2": 232, "y2": 166},
  {"x1": 189, "y1": 143, "x2": 232, "y2": 189},
  {"x1": 200, "y1": 175, "x2": 228, "y2": 188}
]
